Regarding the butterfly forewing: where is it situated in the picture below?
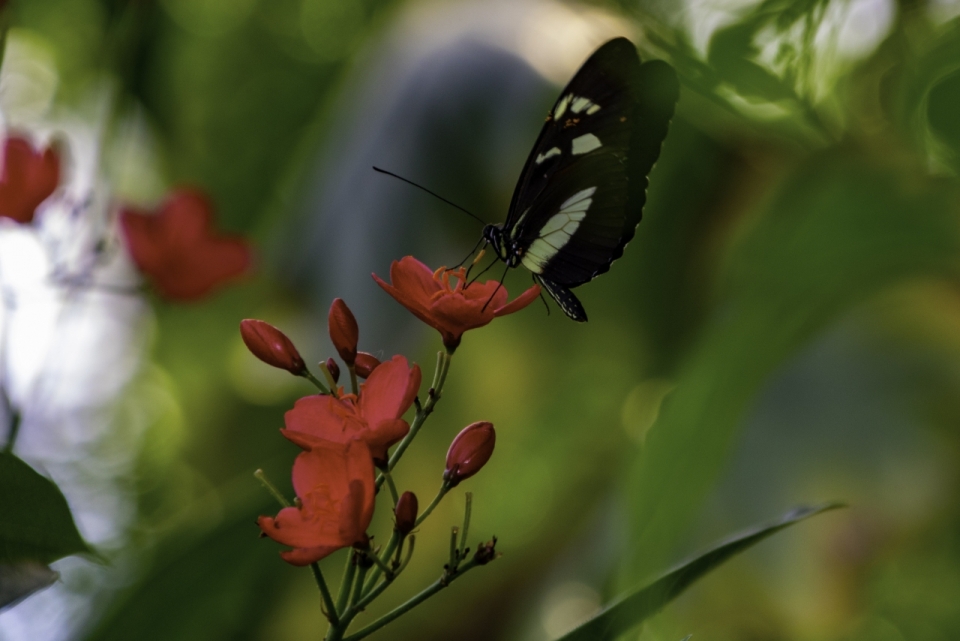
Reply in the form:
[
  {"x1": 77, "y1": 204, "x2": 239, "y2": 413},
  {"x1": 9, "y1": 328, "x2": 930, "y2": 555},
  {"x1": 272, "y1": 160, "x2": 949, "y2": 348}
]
[
  {"x1": 506, "y1": 38, "x2": 643, "y2": 233},
  {"x1": 496, "y1": 37, "x2": 678, "y2": 321}
]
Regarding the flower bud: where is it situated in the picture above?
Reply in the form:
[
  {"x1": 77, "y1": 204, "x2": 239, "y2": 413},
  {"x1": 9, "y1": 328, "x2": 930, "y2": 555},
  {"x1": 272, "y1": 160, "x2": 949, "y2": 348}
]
[
  {"x1": 394, "y1": 491, "x2": 418, "y2": 535},
  {"x1": 240, "y1": 319, "x2": 306, "y2": 375},
  {"x1": 354, "y1": 352, "x2": 381, "y2": 378},
  {"x1": 325, "y1": 357, "x2": 341, "y2": 383},
  {"x1": 473, "y1": 537, "x2": 498, "y2": 565},
  {"x1": 443, "y1": 421, "x2": 495, "y2": 487},
  {"x1": 328, "y1": 298, "x2": 359, "y2": 366}
]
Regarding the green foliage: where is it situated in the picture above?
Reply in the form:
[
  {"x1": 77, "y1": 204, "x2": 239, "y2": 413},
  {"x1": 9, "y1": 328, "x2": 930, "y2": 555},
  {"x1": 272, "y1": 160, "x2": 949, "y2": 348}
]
[
  {"x1": 626, "y1": 152, "x2": 960, "y2": 577},
  {"x1": 84, "y1": 494, "x2": 292, "y2": 641},
  {"x1": 0, "y1": 452, "x2": 91, "y2": 565},
  {"x1": 556, "y1": 504, "x2": 841, "y2": 641}
]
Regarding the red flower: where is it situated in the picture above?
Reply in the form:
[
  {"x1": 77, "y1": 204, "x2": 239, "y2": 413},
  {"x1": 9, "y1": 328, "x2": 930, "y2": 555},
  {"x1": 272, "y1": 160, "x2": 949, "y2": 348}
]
[
  {"x1": 258, "y1": 439, "x2": 375, "y2": 566},
  {"x1": 444, "y1": 421, "x2": 495, "y2": 487},
  {"x1": 284, "y1": 355, "x2": 421, "y2": 464},
  {"x1": 119, "y1": 189, "x2": 251, "y2": 301},
  {"x1": 0, "y1": 136, "x2": 60, "y2": 224},
  {"x1": 239, "y1": 319, "x2": 306, "y2": 375},
  {"x1": 373, "y1": 256, "x2": 540, "y2": 350}
]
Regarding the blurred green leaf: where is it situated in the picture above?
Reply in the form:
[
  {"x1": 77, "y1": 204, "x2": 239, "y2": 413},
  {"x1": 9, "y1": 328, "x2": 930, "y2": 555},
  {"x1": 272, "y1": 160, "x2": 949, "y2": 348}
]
[
  {"x1": 83, "y1": 495, "x2": 293, "y2": 641},
  {"x1": 555, "y1": 503, "x2": 841, "y2": 641},
  {"x1": 708, "y1": 18, "x2": 798, "y2": 104},
  {"x1": 0, "y1": 561, "x2": 58, "y2": 609},
  {"x1": 0, "y1": 452, "x2": 91, "y2": 564},
  {"x1": 627, "y1": 151, "x2": 960, "y2": 580}
]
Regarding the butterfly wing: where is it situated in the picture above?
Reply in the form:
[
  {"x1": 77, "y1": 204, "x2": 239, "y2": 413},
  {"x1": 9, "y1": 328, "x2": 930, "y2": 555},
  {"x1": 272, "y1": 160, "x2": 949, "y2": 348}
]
[
  {"x1": 536, "y1": 275, "x2": 588, "y2": 322},
  {"x1": 506, "y1": 38, "x2": 679, "y2": 296}
]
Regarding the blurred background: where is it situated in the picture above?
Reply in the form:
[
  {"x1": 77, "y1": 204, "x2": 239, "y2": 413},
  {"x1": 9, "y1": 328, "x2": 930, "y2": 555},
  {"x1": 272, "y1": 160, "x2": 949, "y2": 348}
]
[{"x1": 1, "y1": 0, "x2": 960, "y2": 639}]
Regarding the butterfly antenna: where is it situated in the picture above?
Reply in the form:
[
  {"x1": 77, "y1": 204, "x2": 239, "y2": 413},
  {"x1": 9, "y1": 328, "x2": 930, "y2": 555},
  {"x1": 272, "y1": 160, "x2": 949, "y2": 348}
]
[
  {"x1": 372, "y1": 166, "x2": 488, "y2": 226},
  {"x1": 480, "y1": 263, "x2": 510, "y2": 313}
]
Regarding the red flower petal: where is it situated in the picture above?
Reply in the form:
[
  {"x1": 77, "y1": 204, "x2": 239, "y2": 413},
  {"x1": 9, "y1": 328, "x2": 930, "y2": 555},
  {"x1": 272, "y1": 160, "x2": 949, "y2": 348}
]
[
  {"x1": 279, "y1": 545, "x2": 340, "y2": 566},
  {"x1": 358, "y1": 355, "x2": 418, "y2": 427},
  {"x1": 0, "y1": 136, "x2": 60, "y2": 224},
  {"x1": 494, "y1": 282, "x2": 541, "y2": 317},
  {"x1": 120, "y1": 188, "x2": 252, "y2": 301}
]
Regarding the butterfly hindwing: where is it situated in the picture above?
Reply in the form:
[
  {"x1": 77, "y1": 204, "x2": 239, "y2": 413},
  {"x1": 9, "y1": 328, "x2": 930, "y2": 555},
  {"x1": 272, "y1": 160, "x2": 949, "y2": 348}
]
[
  {"x1": 536, "y1": 276, "x2": 587, "y2": 322},
  {"x1": 501, "y1": 38, "x2": 679, "y2": 319}
]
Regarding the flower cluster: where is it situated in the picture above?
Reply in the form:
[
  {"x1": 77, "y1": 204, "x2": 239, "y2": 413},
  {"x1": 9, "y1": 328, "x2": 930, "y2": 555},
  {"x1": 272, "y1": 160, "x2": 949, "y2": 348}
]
[
  {"x1": 0, "y1": 133, "x2": 252, "y2": 302},
  {"x1": 244, "y1": 257, "x2": 535, "y2": 638}
]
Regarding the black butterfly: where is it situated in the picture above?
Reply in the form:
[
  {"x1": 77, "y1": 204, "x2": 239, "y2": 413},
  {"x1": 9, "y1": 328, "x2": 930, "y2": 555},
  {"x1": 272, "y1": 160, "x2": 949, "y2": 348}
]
[{"x1": 481, "y1": 37, "x2": 679, "y2": 321}]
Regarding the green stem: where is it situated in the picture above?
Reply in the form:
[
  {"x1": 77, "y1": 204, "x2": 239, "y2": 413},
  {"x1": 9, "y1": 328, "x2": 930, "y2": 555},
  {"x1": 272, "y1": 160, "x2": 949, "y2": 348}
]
[
  {"x1": 361, "y1": 531, "x2": 400, "y2": 598},
  {"x1": 340, "y1": 536, "x2": 416, "y2": 632},
  {"x1": 350, "y1": 562, "x2": 370, "y2": 612},
  {"x1": 448, "y1": 527, "x2": 460, "y2": 568},
  {"x1": 312, "y1": 562, "x2": 340, "y2": 626},
  {"x1": 349, "y1": 364, "x2": 359, "y2": 396},
  {"x1": 342, "y1": 559, "x2": 483, "y2": 641},
  {"x1": 302, "y1": 369, "x2": 331, "y2": 395},
  {"x1": 362, "y1": 548, "x2": 392, "y2": 580},
  {"x1": 379, "y1": 351, "x2": 453, "y2": 486},
  {"x1": 395, "y1": 535, "x2": 416, "y2": 575},
  {"x1": 253, "y1": 469, "x2": 291, "y2": 507},
  {"x1": 414, "y1": 483, "x2": 449, "y2": 527},
  {"x1": 458, "y1": 493, "x2": 472, "y2": 558},
  {"x1": 335, "y1": 552, "x2": 357, "y2": 615},
  {"x1": 381, "y1": 468, "x2": 400, "y2": 505}
]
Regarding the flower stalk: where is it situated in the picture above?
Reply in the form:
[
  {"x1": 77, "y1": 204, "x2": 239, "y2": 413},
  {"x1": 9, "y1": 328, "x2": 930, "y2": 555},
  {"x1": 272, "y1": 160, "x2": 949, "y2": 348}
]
[
  {"x1": 302, "y1": 369, "x2": 331, "y2": 395},
  {"x1": 250, "y1": 260, "x2": 523, "y2": 640},
  {"x1": 380, "y1": 350, "x2": 452, "y2": 485},
  {"x1": 312, "y1": 562, "x2": 339, "y2": 626}
]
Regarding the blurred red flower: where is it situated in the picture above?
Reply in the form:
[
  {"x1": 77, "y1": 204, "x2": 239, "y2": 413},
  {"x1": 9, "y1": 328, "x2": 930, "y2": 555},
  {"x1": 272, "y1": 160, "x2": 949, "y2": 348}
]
[
  {"x1": 0, "y1": 136, "x2": 60, "y2": 224},
  {"x1": 258, "y1": 439, "x2": 375, "y2": 566},
  {"x1": 119, "y1": 189, "x2": 251, "y2": 301},
  {"x1": 373, "y1": 256, "x2": 540, "y2": 350},
  {"x1": 284, "y1": 355, "x2": 421, "y2": 465}
]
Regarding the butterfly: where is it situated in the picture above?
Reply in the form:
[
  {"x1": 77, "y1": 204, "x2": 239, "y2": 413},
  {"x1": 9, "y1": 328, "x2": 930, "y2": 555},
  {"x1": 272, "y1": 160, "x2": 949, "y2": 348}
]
[{"x1": 480, "y1": 37, "x2": 679, "y2": 321}]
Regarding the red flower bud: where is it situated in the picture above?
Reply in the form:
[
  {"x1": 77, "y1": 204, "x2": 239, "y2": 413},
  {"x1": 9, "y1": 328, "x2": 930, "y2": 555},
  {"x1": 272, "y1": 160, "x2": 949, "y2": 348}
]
[
  {"x1": 240, "y1": 319, "x2": 306, "y2": 375},
  {"x1": 329, "y1": 298, "x2": 359, "y2": 366},
  {"x1": 443, "y1": 421, "x2": 495, "y2": 487},
  {"x1": 325, "y1": 357, "x2": 341, "y2": 383},
  {"x1": 354, "y1": 352, "x2": 381, "y2": 379},
  {"x1": 394, "y1": 491, "x2": 418, "y2": 535}
]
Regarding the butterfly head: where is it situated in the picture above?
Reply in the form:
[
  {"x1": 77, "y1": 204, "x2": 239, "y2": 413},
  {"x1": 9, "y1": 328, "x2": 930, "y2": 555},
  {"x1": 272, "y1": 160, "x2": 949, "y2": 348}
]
[{"x1": 482, "y1": 223, "x2": 507, "y2": 262}]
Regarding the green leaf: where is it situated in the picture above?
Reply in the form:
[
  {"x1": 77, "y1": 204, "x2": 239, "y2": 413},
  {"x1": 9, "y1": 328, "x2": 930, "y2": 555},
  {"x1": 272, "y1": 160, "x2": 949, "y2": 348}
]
[
  {"x1": 626, "y1": 153, "x2": 960, "y2": 581},
  {"x1": 0, "y1": 561, "x2": 58, "y2": 608},
  {"x1": 554, "y1": 503, "x2": 841, "y2": 641},
  {"x1": 0, "y1": 452, "x2": 91, "y2": 564}
]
